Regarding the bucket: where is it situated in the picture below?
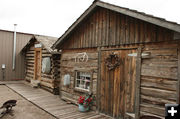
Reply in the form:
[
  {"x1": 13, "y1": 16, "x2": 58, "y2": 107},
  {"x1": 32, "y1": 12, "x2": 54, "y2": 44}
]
[{"x1": 78, "y1": 104, "x2": 89, "y2": 112}]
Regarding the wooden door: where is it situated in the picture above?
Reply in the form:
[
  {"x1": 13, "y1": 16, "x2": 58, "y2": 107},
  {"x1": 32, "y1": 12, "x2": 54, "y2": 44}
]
[
  {"x1": 99, "y1": 49, "x2": 137, "y2": 118},
  {"x1": 34, "y1": 48, "x2": 42, "y2": 80}
]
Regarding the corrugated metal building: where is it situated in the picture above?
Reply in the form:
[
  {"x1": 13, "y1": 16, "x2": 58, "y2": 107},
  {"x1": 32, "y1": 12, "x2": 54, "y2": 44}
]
[{"x1": 0, "y1": 29, "x2": 33, "y2": 80}]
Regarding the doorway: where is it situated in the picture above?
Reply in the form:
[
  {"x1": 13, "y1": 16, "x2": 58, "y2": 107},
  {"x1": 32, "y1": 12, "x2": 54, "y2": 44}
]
[
  {"x1": 99, "y1": 49, "x2": 137, "y2": 118},
  {"x1": 34, "y1": 48, "x2": 42, "y2": 81}
]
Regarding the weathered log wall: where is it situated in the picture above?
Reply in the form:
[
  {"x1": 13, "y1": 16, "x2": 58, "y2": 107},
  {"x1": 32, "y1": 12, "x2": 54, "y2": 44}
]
[
  {"x1": 25, "y1": 45, "x2": 35, "y2": 81},
  {"x1": 25, "y1": 42, "x2": 60, "y2": 93},
  {"x1": 140, "y1": 42, "x2": 178, "y2": 118},
  {"x1": 59, "y1": 41, "x2": 179, "y2": 117},
  {"x1": 60, "y1": 48, "x2": 98, "y2": 109}
]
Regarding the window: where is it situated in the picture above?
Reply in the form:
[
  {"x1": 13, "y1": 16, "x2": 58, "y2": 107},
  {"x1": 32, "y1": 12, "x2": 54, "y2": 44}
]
[
  {"x1": 42, "y1": 57, "x2": 51, "y2": 74},
  {"x1": 74, "y1": 71, "x2": 92, "y2": 92}
]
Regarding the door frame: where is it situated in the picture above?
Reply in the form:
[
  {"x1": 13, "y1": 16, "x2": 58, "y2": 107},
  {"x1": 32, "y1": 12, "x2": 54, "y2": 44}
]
[
  {"x1": 97, "y1": 47, "x2": 141, "y2": 119},
  {"x1": 34, "y1": 48, "x2": 42, "y2": 80}
]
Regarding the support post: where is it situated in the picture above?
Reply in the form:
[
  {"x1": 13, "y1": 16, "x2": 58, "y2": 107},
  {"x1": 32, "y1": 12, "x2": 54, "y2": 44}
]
[
  {"x1": 135, "y1": 47, "x2": 142, "y2": 119},
  {"x1": 97, "y1": 47, "x2": 101, "y2": 112}
]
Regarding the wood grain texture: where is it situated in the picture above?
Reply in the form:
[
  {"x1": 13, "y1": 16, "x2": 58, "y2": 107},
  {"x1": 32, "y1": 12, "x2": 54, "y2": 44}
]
[
  {"x1": 6, "y1": 83, "x2": 112, "y2": 119},
  {"x1": 99, "y1": 49, "x2": 137, "y2": 118},
  {"x1": 140, "y1": 42, "x2": 178, "y2": 118},
  {"x1": 60, "y1": 8, "x2": 174, "y2": 50},
  {"x1": 135, "y1": 47, "x2": 141, "y2": 119},
  {"x1": 177, "y1": 47, "x2": 180, "y2": 103},
  {"x1": 60, "y1": 49, "x2": 98, "y2": 107}
]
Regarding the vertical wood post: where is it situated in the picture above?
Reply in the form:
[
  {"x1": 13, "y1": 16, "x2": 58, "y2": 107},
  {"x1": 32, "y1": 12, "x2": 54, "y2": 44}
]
[
  {"x1": 177, "y1": 47, "x2": 180, "y2": 104},
  {"x1": 34, "y1": 49, "x2": 37, "y2": 80},
  {"x1": 135, "y1": 47, "x2": 142, "y2": 119},
  {"x1": 34, "y1": 48, "x2": 42, "y2": 81},
  {"x1": 97, "y1": 47, "x2": 101, "y2": 112}
]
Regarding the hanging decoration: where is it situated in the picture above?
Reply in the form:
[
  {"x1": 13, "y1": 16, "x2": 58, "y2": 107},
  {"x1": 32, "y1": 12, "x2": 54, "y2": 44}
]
[{"x1": 105, "y1": 52, "x2": 120, "y2": 70}]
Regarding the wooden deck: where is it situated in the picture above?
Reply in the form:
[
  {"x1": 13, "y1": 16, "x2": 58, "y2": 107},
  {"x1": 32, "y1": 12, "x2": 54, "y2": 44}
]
[{"x1": 6, "y1": 82, "x2": 111, "y2": 119}]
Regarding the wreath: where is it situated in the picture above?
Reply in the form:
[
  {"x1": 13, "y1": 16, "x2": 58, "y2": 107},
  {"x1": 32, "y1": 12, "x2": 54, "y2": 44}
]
[{"x1": 105, "y1": 53, "x2": 120, "y2": 70}]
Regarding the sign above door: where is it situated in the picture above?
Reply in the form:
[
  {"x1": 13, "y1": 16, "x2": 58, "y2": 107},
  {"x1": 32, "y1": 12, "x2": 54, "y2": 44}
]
[{"x1": 34, "y1": 43, "x2": 42, "y2": 48}]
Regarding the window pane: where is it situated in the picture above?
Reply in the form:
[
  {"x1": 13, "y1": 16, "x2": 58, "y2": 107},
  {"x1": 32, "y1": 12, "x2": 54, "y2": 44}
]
[{"x1": 75, "y1": 71, "x2": 91, "y2": 92}]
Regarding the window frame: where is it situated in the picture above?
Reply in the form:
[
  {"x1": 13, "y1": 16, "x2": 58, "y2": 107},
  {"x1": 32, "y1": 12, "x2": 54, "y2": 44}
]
[
  {"x1": 41, "y1": 56, "x2": 51, "y2": 74},
  {"x1": 73, "y1": 70, "x2": 93, "y2": 93}
]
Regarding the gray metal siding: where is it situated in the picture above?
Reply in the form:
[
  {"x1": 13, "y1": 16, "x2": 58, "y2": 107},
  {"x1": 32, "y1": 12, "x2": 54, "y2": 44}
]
[{"x1": 0, "y1": 30, "x2": 32, "y2": 80}]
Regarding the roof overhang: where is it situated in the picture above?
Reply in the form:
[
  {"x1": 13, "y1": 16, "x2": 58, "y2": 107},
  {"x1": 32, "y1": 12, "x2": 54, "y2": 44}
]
[
  {"x1": 21, "y1": 35, "x2": 60, "y2": 54},
  {"x1": 21, "y1": 36, "x2": 36, "y2": 53}
]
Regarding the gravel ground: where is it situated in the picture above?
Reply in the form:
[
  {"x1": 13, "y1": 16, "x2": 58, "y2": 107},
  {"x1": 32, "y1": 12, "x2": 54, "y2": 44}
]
[{"x1": 0, "y1": 85, "x2": 56, "y2": 119}]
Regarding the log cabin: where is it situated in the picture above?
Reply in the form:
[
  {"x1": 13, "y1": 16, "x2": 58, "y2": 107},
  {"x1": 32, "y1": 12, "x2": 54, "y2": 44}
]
[
  {"x1": 22, "y1": 35, "x2": 60, "y2": 94},
  {"x1": 52, "y1": 0, "x2": 180, "y2": 118}
]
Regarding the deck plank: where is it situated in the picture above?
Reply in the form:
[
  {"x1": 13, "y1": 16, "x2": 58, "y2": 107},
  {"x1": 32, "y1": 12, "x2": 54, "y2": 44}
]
[{"x1": 6, "y1": 83, "x2": 112, "y2": 119}]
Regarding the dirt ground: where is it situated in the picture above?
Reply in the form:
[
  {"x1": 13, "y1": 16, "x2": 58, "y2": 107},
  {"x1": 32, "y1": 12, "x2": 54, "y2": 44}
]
[{"x1": 0, "y1": 85, "x2": 56, "y2": 119}]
